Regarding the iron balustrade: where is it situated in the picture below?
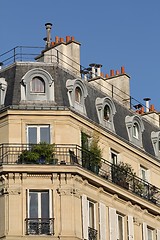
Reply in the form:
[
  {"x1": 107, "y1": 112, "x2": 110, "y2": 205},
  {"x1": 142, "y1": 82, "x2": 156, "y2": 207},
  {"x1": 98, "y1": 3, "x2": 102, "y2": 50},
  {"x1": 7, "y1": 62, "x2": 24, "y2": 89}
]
[
  {"x1": 88, "y1": 227, "x2": 98, "y2": 240},
  {"x1": 0, "y1": 143, "x2": 160, "y2": 206},
  {"x1": 25, "y1": 218, "x2": 54, "y2": 235}
]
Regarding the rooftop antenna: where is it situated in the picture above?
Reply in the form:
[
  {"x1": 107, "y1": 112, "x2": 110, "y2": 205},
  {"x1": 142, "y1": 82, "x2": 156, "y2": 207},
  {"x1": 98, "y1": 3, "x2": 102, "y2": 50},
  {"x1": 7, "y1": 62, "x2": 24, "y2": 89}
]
[{"x1": 45, "y1": 23, "x2": 52, "y2": 48}]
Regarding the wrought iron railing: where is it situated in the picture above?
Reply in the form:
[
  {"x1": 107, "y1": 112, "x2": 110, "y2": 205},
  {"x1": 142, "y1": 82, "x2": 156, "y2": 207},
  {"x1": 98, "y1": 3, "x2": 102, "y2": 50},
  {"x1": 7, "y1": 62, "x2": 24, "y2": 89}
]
[
  {"x1": 26, "y1": 218, "x2": 54, "y2": 235},
  {"x1": 0, "y1": 143, "x2": 160, "y2": 206},
  {"x1": 88, "y1": 227, "x2": 98, "y2": 240}
]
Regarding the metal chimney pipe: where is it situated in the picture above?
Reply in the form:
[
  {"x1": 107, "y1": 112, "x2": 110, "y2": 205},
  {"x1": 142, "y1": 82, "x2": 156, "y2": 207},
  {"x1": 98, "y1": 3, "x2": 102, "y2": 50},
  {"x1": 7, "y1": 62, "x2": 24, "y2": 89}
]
[
  {"x1": 45, "y1": 23, "x2": 52, "y2": 48},
  {"x1": 143, "y1": 97, "x2": 151, "y2": 113}
]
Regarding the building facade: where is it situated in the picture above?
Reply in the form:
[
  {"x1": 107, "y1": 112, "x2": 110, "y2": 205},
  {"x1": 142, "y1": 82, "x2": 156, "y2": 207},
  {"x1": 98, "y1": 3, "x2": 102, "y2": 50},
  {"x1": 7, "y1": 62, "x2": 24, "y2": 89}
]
[{"x1": 0, "y1": 23, "x2": 160, "y2": 240}]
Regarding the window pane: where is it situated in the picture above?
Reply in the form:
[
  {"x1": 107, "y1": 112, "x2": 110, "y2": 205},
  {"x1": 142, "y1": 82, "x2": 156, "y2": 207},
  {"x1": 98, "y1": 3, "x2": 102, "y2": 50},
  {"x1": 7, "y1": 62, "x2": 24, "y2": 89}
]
[
  {"x1": 118, "y1": 215, "x2": 123, "y2": 240},
  {"x1": 89, "y1": 201, "x2": 94, "y2": 228},
  {"x1": 28, "y1": 127, "x2": 37, "y2": 144},
  {"x1": 41, "y1": 192, "x2": 49, "y2": 218},
  {"x1": 40, "y1": 127, "x2": 50, "y2": 143},
  {"x1": 31, "y1": 77, "x2": 45, "y2": 93},
  {"x1": 29, "y1": 192, "x2": 38, "y2": 218},
  {"x1": 148, "y1": 228, "x2": 153, "y2": 240}
]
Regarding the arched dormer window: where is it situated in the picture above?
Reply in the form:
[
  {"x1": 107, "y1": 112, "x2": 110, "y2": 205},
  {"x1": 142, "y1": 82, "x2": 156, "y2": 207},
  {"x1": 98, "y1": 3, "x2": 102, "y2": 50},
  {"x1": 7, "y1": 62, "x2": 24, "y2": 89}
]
[
  {"x1": 125, "y1": 115, "x2": 144, "y2": 147},
  {"x1": 96, "y1": 97, "x2": 116, "y2": 131},
  {"x1": 0, "y1": 78, "x2": 7, "y2": 106},
  {"x1": 30, "y1": 77, "x2": 45, "y2": 93},
  {"x1": 66, "y1": 78, "x2": 88, "y2": 115},
  {"x1": 21, "y1": 68, "x2": 54, "y2": 102},
  {"x1": 151, "y1": 131, "x2": 160, "y2": 158}
]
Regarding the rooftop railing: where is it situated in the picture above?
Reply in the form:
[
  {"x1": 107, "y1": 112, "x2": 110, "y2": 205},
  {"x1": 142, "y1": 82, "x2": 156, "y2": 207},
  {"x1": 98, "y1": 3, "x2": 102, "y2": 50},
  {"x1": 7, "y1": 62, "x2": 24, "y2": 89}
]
[{"x1": 0, "y1": 143, "x2": 160, "y2": 206}]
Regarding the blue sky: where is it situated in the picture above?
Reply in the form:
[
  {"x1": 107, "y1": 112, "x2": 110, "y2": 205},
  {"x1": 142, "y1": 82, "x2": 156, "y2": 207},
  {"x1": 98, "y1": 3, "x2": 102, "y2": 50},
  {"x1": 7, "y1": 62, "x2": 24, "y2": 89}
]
[{"x1": 0, "y1": 0, "x2": 160, "y2": 110}]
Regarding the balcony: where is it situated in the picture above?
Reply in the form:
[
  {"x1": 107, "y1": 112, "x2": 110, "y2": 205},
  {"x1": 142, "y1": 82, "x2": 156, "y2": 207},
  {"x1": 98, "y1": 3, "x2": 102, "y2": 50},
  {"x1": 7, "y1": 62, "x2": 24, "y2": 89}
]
[
  {"x1": 0, "y1": 143, "x2": 160, "y2": 206},
  {"x1": 26, "y1": 218, "x2": 54, "y2": 235}
]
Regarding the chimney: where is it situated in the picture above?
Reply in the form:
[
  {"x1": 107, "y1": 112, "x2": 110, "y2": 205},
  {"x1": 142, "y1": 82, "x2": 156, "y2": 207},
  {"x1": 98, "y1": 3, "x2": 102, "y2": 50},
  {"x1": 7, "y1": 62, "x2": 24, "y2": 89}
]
[
  {"x1": 89, "y1": 63, "x2": 102, "y2": 78},
  {"x1": 143, "y1": 98, "x2": 151, "y2": 113},
  {"x1": 45, "y1": 23, "x2": 52, "y2": 48}
]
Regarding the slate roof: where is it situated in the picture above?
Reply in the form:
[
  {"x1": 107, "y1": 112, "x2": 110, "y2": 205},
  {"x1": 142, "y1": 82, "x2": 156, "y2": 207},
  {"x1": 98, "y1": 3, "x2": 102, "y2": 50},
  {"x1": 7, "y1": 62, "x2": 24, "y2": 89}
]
[{"x1": 0, "y1": 62, "x2": 159, "y2": 160}]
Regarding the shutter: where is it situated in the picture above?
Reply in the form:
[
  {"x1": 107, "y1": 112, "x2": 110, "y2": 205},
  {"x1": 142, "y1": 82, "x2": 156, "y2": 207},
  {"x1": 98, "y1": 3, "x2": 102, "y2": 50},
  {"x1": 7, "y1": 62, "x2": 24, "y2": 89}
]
[
  {"x1": 82, "y1": 195, "x2": 88, "y2": 239},
  {"x1": 49, "y1": 189, "x2": 52, "y2": 218},
  {"x1": 99, "y1": 202, "x2": 106, "y2": 240},
  {"x1": 109, "y1": 207, "x2": 117, "y2": 240},
  {"x1": 26, "y1": 189, "x2": 29, "y2": 218},
  {"x1": 128, "y1": 215, "x2": 134, "y2": 240},
  {"x1": 157, "y1": 229, "x2": 160, "y2": 240},
  {"x1": 142, "y1": 223, "x2": 148, "y2": 240}
]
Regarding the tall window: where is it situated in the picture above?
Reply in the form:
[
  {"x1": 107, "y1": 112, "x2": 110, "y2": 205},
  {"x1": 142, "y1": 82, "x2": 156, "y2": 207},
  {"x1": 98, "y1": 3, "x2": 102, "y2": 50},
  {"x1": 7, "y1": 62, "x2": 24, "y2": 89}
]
[
  {"x1": 117, "y1": 213, "x2": 124, "y2": 240},
  {"x1": 27, "y1": 125, "x2": 50, "y2": 144},
  {"x1": 147, "y1": 227, "x2": 153, "y2": 240},
  {"x1": 75, "y1": 86, "x2": 82, "y2": 103},
  {"x1": 104, "y1": 105, "x2": 111, "y2": 121},
  {"x1": 133, "y1": 122, "x2": 139, "y2": 139},
  {"x1": 30, "y1": 77, "x2": 45, "y2": 93},
  {"x1": 27, "y1": 190, "x2": 52, "y2": 235},
  {"x1": 140, "y1": 166, "x2": 148, "y2": 181},
  {"x1": 111, "y1": 149, "x2": 118, "y2": 165},
  {"x1": 88, "y1": 200, "x2": 95, "y2": 229}
]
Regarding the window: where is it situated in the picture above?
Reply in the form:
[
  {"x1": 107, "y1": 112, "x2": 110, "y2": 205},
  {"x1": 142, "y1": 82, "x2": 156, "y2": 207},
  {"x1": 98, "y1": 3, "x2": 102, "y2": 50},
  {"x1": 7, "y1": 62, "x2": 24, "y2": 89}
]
[
  {"x1": 133, "y1": 122, "x2": 139, "y2": 139},
  {"x1": 125, "y1": 115, "x2": 144, "y2": 147},
  {"x1": 66, "y1": 78, "x2": 88, "y2": 115},
  {"x1": 110, "y1": 149, "x2": 118, "y2": 165},
  {"x1": 104, "y1": 105, "x2": 111, "y2": 121},
  {"x1": 27, "y1": 125, "x2": 50, "y2": 144},
  {"x1": 30, "y1": 77, "x2": 45, "y2": 93},
  {"x1": 147, "y1": 227, "x2": 153, "y2": 240},
  {"x1": 75, "y1": 86, "x2": 82, "y2": 103},
  {"x1": 26, "y1": 190, "x2": 53, "y2": 235},
  {"x1": 82, "y1": 195, "x2": 97, "y2": 240},
  {"x1": 96, "y1": 97, "x2": 116, "y2": 131},
  {"x1": 140, "y1": 166, "x2": 148, "y2": 181},
  {"x1": 117, "y1": 214, "x2": 124, "y2": 240}
]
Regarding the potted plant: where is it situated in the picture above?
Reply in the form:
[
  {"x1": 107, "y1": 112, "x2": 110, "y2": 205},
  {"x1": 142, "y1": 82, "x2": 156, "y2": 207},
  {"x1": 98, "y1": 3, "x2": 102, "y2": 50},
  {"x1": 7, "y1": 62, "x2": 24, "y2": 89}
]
[
  {"x1": 87, "y1": 133, "x2": 102, "y2": 174},
  {"x1": 112, "y1": 162, "x2": 135, "y2": 189},
  {"x1": 19, "y1": 142, "x2": 56, "y2": 164}
]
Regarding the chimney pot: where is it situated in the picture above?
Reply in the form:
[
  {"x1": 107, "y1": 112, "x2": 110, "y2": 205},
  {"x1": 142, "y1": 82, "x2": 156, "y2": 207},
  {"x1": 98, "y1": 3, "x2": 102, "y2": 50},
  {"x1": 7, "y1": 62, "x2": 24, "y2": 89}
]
[
  {"x1": 45, "y1": 22, "x2": 52, "y2": 48},
  {"x1": 116, "y1": 70, "x2": 120, "y2": 75},
  {"x1": 51, "y1": 42, "x2": 55, "y2": 46},
  {"x1": 149, "y1": 104, "x2": 155, "y2": 112},
  {"x1": 71, "y1": 36, "x2": 75, "y2": 41},
  {"x1": 60, "y1": 37, "x2": 64, "y2": 42},
  {"x1": 55, "y1": 36, "x2": 59, "y2": 44},
  {"x1": 121, "y1": 66, "x2": 125, "y2": 74},
  {"x1": 66, "y1": 36, "x2": 70, "y2": 42},
  {"x1": 105, "y1": 74, "x2": 109, "y2": 78},
  {"x1": 110, "y1": 69, "x2": 114, "y2": 77},
  {"x1": 143, "y1": 97, "x2": 151, "y2": 113}
]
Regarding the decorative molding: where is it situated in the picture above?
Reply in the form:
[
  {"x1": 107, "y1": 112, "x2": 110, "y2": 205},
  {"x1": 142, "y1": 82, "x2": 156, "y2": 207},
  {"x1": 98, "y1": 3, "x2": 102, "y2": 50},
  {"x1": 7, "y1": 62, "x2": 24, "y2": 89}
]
[{"x1": 57, "y1": 187, "x2": 80, "y2": 198}]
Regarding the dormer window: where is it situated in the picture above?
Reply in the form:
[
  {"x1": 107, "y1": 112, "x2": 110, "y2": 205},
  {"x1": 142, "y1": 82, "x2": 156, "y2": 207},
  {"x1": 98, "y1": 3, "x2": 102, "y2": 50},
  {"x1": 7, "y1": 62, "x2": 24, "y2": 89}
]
[
  {"x1": 96, "y1": 97, "x2": 116, "y2": 131},
  {"x1": 66, "y1": 78, "x2": 88, "y2": 115},
  {"x1": 30, "y1": 77, "x2": 45, "y2": 93},
  {"x1": 151, "y1": 131, "x2": 160, "y2": 158},
  {"x1": 21, "y1": 68, "x2": 54, "y2": 102},
  {"x1": 0, "y1": 78, "x2": 7, "y2": 106},
  {"x1": 125, "y1": 115, "x2": 144, "y2": 147}
]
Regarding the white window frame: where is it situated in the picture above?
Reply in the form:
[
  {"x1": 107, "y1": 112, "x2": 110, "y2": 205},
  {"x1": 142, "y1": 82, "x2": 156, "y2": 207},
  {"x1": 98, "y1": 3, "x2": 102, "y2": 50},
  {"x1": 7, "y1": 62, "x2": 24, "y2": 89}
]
[
  {"x1": 117, "y1": 213, "x2": 125, "y2": 240},
  {"x1": 27, "y1": 125, "x2": 50, "y2": 144},
  {"x1": 88, "y1": 199, "x2": 96, "y2": 229},
  {"x1": 140, "y1": 165, "x2": 148, "y2": 182},
  {"x1": 0, "y1": 78, "x2": 7, "y2": 106},
  {"x1": 110, "y1": 149, "x2": 118, "y2": 165}
]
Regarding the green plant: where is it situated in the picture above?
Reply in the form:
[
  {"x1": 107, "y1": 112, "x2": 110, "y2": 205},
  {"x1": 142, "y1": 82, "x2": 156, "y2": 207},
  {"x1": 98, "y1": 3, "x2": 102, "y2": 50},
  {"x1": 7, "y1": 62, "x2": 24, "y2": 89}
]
[
  {"x1": 19, "y1": 142, "x2": 55, "y2": 164},
  {"x1": 87, "y1": 133, "x2": 102, "y2": 173},
  {"x1": 112, "y1": 162, "x2": 136, "y2": 189}
]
